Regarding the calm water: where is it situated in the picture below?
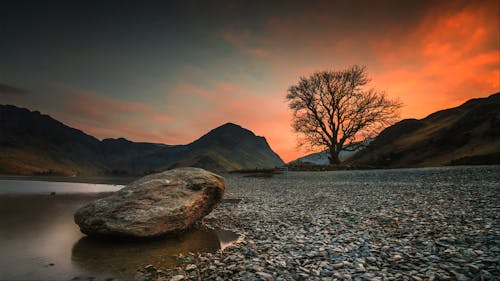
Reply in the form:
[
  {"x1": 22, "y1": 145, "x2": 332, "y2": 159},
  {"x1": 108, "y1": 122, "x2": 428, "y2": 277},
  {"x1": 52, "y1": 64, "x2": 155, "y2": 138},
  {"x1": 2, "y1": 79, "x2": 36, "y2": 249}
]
[
  {"x1": 0, "y1": 179, "x2": 123, "y2": 194},
  {"x1": 0, "y1": 180, "x2": 239, "y2": 280}
]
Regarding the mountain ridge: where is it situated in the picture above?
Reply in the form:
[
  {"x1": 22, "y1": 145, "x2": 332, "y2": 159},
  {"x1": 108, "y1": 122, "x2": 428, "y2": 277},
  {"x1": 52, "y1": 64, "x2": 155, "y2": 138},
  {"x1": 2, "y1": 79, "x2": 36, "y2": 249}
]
[
  {"x1": 0, "y1": 105, "x2": 284, "y2": 175},
  {"x1": 348, "y1": 93, "x2": 500, "y2": 167}
]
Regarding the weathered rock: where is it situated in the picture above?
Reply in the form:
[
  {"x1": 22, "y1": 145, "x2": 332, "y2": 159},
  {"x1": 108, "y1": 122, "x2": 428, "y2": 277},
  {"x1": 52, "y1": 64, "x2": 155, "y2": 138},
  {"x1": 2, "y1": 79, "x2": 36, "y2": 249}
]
[{"x1": 74, "y1": 167, "x2": 225, "y2": 238}]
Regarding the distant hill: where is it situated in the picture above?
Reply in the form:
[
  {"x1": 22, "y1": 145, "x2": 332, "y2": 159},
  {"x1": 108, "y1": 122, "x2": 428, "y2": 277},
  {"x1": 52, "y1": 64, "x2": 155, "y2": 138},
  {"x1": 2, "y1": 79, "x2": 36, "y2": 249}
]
[
  {"x1": 289, "y1": 141, "x2": 369, "y2": 165},
  {"x1": 349, "y1": 93, "x2": 500, "y2": 168},
  {"x1": 0, "y1": 105, "x2": 284, "y2": 175}
]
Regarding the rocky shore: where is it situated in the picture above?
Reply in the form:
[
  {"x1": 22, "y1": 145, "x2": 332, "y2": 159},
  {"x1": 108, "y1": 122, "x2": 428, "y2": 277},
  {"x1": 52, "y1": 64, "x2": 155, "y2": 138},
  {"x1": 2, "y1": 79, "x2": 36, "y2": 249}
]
[{"x1": 137, "y1": 166, "x2": 500, "y2": 281}]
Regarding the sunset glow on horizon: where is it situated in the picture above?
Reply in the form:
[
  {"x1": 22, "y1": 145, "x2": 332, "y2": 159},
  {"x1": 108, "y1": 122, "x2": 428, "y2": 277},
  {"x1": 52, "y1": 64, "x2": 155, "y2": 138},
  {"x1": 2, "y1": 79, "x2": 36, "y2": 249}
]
[{"x1": 1, "y1": 0, "x2": 499, "y2": 162}]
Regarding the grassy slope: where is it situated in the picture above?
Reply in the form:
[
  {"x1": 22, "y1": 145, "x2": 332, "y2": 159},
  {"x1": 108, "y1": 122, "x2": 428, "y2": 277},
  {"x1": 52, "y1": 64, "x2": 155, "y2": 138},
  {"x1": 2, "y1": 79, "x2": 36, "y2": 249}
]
[{"x1": 349, "y1": 93, "x2": 500, "y2": 168}]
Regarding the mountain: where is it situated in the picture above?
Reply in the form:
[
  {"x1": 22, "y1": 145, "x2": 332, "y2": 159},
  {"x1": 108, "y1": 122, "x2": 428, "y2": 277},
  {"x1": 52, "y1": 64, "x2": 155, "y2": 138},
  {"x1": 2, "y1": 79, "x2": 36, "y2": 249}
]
[
  {"x1": 167, "y1": 123, "x2": 284, "y2": 171},
  {"x1": 349, "y1": 93, "x2": 500, "y2": 168},
  {"x1": 0, "y1": 105, "x2": 284, "y2": 175}
]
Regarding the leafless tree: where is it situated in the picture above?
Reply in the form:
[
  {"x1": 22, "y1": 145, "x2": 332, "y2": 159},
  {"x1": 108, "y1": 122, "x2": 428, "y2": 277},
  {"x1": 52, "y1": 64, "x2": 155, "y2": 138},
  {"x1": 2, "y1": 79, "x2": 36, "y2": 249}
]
[{"x1": 286, "y1": 65, "x2": 402, "y2": 164}]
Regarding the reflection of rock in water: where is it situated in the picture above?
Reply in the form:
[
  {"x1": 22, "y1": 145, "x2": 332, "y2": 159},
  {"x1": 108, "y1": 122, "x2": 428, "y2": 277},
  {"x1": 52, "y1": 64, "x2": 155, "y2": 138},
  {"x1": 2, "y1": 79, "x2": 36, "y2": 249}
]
[
  {"x1": 215, "y1": 229, "x2": 241, "y2": 250},
  {"x1": 71, "y1": 228, "x2": 220, "y2": 279}
]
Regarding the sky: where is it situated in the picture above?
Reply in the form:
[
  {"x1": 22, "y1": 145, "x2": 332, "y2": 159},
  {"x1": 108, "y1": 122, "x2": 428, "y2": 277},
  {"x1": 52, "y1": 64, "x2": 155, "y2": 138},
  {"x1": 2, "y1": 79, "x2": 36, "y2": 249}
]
[{"x1": 1, "y1": 0, "x2": 499, "y2": 162}]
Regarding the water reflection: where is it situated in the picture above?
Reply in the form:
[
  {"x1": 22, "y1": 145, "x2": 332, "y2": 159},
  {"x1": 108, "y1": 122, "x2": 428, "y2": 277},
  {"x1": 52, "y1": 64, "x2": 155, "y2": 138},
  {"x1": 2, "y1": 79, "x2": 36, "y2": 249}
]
[
  {"x1": 0, "y1": 180, "x2": 240, "y2": 281},
  {"x1": 0, "y1": 179, "x2": 122, "y2": 194},
  {"x1": 72, "y1": 229, "x2": 221, "y2": 279},
  {"x1": 215, "y1": 229, "x2": 242, "y2": 250}
]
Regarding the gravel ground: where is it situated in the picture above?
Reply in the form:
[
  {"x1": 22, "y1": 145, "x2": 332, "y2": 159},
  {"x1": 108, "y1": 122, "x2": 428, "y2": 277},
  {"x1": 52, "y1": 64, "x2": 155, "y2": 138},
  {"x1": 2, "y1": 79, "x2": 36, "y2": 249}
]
[{"x1": 137, "y1": 166, "x2": 500, "y2": 281}]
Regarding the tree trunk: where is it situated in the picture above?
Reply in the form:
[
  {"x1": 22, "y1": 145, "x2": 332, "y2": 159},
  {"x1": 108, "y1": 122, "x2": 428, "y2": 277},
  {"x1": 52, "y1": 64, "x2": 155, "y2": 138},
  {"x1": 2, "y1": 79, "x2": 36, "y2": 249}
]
[{"x1": 328, "y1": 149, "x2": 340, "y2": 165}]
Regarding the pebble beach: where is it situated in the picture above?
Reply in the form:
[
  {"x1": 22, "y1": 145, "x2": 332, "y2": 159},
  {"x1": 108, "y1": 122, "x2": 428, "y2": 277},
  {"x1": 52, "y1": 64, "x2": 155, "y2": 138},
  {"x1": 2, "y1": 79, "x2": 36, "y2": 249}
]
[{"x1": 138, "y1": 166, "x2": 500, "y2": 281}]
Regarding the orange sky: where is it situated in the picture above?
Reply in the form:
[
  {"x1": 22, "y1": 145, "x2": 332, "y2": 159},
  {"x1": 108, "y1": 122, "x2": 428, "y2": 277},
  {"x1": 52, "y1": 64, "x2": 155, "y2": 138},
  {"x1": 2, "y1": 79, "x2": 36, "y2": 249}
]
[
  {"x1": 165, "y1": 0, "x2": 500, "y2": 162},
  {"x1": 1, "y1": 0, "x2": 499, "y2": 162}
]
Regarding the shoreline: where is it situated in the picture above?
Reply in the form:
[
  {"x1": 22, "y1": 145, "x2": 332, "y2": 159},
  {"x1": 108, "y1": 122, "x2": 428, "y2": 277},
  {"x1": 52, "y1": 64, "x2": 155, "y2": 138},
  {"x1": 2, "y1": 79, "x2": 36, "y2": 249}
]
[
  {"x1": 0, "y1": 174, "x2": 138, "y2": 185},
  {"x1": 138, "y1": 167, "x2": 499, "y2": 280},
  {"x1": 1, "y1": 164, "x2": 498, "y2": 185}
]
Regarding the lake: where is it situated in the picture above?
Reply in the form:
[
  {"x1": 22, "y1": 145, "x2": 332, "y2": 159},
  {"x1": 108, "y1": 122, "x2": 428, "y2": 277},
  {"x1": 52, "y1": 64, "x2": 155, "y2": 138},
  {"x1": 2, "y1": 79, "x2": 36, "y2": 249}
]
[{"x1": 0, "y1": 180, "x2": 239, "y2": 280}]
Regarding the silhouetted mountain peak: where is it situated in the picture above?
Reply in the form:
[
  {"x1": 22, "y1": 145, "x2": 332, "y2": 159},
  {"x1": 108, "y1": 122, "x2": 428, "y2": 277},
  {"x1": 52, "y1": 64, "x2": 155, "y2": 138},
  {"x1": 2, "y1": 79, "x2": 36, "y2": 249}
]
[
  {"x1": 1, "y1": 104, "x2": 99, "y2": 145},
  {"x1": 190, "y1": 122, "x2": 258, "y2": 147},
  {"x1": 210, "y1": 122, "x2": 255, "y2": 136}
]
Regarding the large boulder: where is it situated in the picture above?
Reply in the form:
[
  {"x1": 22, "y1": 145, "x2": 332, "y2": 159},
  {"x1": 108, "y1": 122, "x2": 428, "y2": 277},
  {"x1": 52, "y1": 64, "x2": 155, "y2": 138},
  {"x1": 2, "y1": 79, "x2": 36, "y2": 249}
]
[{"x1": 74, "y1": 167, "x2": 225, "y2": 238}]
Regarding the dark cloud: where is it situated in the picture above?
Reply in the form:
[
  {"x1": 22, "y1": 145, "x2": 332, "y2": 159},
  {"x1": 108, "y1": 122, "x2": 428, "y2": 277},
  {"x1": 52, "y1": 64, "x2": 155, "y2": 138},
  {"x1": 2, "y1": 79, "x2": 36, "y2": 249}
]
[{"x1": 0, "y1": 83, "x2": 30, "y2": 97}]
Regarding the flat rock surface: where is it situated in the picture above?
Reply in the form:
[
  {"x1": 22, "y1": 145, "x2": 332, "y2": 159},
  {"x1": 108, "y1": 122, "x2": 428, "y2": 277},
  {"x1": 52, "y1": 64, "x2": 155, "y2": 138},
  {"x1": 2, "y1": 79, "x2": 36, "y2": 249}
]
[
  {"x1": 137, "y1": 166, "x2": 500, "y2": 280},
  {"x1": 74, "y1": 167, "x2": 225, "y2": 238}
]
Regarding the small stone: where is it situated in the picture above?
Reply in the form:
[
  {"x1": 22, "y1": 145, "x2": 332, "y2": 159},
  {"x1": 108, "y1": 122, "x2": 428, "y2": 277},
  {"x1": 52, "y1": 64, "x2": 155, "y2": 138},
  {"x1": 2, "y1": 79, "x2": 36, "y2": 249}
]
[
  {"x1": 333, "y1": 263, "x2": 344, "y2": 269},
  {"x1": 276, "y1": 260, "x2": 287, "y2": 268},
  {"x1": 466, "y1": 263, "x2": 479, "y2": 272},
  {"x1": 298, "y1": 266, "x2": 310, "y2": 273},
  {"x1": 480, "y1": 270, "x2": 492, "y2": 278},
  {"x1": 320, "y1": 269, "x2": 332, "y2": 277},
  {"x1": 256, "y1": 272, "x2": 274, "y2": 281},
  {"x1": 170, "y1": 275, "x2": 185, "y2": 281},
  {"x1": 355, "y1": 263, "x2": 366, "y2": 272}
]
